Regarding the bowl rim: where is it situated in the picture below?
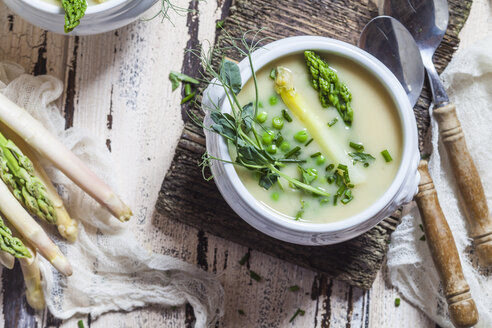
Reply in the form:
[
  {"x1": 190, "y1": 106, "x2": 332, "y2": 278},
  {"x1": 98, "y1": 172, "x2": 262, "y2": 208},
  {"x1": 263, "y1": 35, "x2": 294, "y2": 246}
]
[
  {"x1": 213, "y1": 35, "x2": 416, "y2": 234},
  {"x1": 19, "y1": 0, "x2": 131, "y2": 15}
]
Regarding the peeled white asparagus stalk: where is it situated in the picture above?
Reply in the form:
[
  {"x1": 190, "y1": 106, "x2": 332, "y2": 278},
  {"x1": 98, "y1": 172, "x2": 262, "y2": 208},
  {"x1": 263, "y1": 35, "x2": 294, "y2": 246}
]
[
  {"x1": 0, "y1": 93, "x2": 132, "y2": 222},
  {"x1": 0, "y1": 251, "x2": 14, "y2": 269},
  {"x1": 0, "y1": 178, "x2": 72, "y2": 275},
  {"x1": 0, "y1": 122, "x2": 78, "y2": 242},
  {"x1": 19, "y1": 245, "x2": 45, "y2": 310},
  {"x1": 274, "y1": 67, "x2": 366, "y2": 184}
]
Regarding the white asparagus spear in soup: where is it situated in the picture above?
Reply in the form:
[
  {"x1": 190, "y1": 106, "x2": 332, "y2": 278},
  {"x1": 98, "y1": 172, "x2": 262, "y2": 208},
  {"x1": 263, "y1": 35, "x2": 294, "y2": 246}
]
[
  {"x1": 0, "y1": 178, "x2": 72, "y2": 276},
  {"x1": 0, "y1": 93, "x2": 132, "y2": 222},
  {"x1": 19, "y1": 245, "x2": 46, "y2": 310},
  {"x1": 274, "y1": 67, "x2": 365, "y2": 184},
  {"x1": 0, "y1": 122, "x2": 78, "y2": 242},
  {"x1": 0, "y1": 251, "x2": 15, "y2": 269}
]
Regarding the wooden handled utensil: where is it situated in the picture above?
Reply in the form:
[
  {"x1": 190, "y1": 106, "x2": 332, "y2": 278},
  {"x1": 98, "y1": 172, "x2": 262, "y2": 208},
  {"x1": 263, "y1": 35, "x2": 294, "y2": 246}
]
[
  {"x1": 434, "y1": 103, "x2": 492, "y2": 266},
  {"x1": 382, "y1": 0, "x2": 492, "y2": 266},
  {"x1": 416, "y1": 160, "x2": 479, "y2": 328}
]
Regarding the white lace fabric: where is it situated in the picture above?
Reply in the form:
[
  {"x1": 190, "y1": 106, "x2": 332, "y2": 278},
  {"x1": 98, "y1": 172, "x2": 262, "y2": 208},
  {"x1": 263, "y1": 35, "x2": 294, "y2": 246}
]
[
  {"x1": 387, "y1": 37, "x2": 492, "y2": 327},
  {"x1": 0, "y1": 61, "x2": 224, "y2": 328}
]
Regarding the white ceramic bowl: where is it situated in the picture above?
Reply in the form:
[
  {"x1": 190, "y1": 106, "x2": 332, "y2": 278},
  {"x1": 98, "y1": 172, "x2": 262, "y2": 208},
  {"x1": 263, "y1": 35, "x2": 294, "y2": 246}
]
[
  {"x1": 203, "y1": 36, "x2": 420, "y2": 245},
  {"x1": 3, "y1": 0, "x2": 157, "y2": 35}
]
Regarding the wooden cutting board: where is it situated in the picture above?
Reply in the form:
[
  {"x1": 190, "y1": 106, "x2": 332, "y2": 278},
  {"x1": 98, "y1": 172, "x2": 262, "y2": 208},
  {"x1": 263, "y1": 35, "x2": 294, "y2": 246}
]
[{"x1": 156, "y1": 0, "x2": 472, "y2": 290}]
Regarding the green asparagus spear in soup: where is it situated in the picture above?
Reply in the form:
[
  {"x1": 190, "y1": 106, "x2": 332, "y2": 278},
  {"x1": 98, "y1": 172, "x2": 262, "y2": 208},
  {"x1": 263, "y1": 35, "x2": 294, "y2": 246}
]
[{"x1": 0, "y1": 132, "x2": 57, "y2": 224}]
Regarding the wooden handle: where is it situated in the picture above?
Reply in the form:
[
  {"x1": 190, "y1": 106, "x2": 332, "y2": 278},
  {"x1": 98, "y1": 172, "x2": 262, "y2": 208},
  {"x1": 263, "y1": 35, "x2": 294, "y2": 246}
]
[
  {"x1": 416, "y1": 160, "x2": 479, "y2": 328},
  {"x1": 434, "y1": 103, "x2": 492, "y2": 266}
]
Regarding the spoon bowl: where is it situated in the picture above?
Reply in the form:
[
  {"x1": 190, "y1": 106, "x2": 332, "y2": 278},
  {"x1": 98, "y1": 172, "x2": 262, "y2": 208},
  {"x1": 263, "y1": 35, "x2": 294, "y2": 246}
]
[{"x1": 359, "y1": 16, "x2": 424, "y2": 107}]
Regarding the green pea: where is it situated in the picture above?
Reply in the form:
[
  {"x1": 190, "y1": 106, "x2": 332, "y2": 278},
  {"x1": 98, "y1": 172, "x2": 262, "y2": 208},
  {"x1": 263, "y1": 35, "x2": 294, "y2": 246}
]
[
  {"x1": 269, "y1": 96, "x2": 278, "y2": 105},
  {"x1": 272, "y1": 116, "x2": 284, "y2": 130},
  {"x1": 256, "y1": 111, "x2": 268, "y2": 123},
  {"x1": 294, "y1": 130, "x2": 309, "y2": 143},
  {"x1": 271, "y1": 192, "x2": 280, "y2": 201},
  {"x1": 280, "y1": 141, "x2": 291, "y2": 152},
  {"x1": 266, "y1": 144, "x2": 277, "y2": 154},
  {"x1": 258, "y1": 101, "x2": 264, "y2": 108},
  {"x1": 262, "y1": 131, "x2": 274, "y2": 145},
  {"x1": 316, "y1": 155, "x2": 326, "y2": 165}
]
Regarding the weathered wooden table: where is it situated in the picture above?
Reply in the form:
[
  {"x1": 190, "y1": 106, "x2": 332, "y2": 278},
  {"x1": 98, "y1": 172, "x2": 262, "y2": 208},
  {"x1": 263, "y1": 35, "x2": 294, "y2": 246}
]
[{"x1": 0, "y1": 0, "x2": 490, "y2": 327}]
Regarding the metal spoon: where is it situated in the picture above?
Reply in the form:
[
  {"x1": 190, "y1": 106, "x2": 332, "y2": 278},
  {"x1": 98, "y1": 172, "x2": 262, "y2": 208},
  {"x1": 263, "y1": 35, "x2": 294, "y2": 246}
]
[
  {"x1": 383, "y1": 0, "x2": 492, "y2": 266},
  {"x1": 359, "y1": 15, "x2": 479, "y2": 328},
  {"x1": 358, "y1": 16, "x2": 424, "y2": 107}
]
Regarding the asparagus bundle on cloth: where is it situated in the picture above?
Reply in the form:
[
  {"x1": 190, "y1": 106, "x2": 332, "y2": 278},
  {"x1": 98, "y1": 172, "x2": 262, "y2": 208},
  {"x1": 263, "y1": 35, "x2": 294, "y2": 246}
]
[
  {"x1": 0, "y1": 123, "x2": 77, "y2": 242},
  {"x1": 0, "y1": 93, "x2": 132, "y2": 222}
]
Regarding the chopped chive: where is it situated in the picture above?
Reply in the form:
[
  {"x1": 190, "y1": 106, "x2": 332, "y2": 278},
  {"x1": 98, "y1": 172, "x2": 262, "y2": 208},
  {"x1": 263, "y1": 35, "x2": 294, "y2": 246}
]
[
  {"x1": 349, "y1": 142, "x2": 364, "y2": 151},
  {"x1": 180, "y1": 92, "x2": 196, "y2": 104},
  {"x1": 420, "y1": 235, "x2": 426, "y2": 241},
  {"x1": 381, "y1": 149, "x2": 393, "y2": 162},
  {"x1": 184, "y1": 83, "x2": 192, "y2": 96},
  {"x1": 310, "y1": 152, "x2": 322, "y2": 158},
  {"x1": 333, "y1": 195, "x2": 338, "y2": 205},
  {"x1": 238, "y1": 309, "x2": 245, "y2": 316},
  {"x1": 239, "y1": 252, "x2": 250, "y2": 266},
  {"x1": 341, "y1": 197, "x2": 353, "y2": 204},
  {"x1": 78, "y1": 320, "x2": 85, "y2": 328},
  {"x1": 304, "y1": 138, "x2": 314, "y2": 146},
  {"x1": 325, "y1": 164, "x2": 335, "y2": 171},
  {"x1": 419, "y1": 224, "x2": 424, "y2": 232},
  {"x1": 347, "y1": 183, "x2": 354, "y2": 188},
  {"x1": 284, "y1": 146, "x2": 301, "y2": 159},
  {"x1": 289, "y1": 308, "x2": 306, "y2": 323},
  {"x1": 327, "y1": 175, "x2": 335, "y2": 184},
  {"x1": 249, "y1": 270, "x2": 262, "y2": 282},
  {"x1": 275, "y1": 135, "x2": 284, "y2": 147},
  {"x1": 395, "y1": 298, "x2": 401, "y2": 307},
  {"x1": 270, "y1": 68, "x2": 276, "y2": 80},
  {"x1": 421, "y1": 153, "x2": 431, "y2": 160},
  {"x1": 327, "y1": 118, "x2": 338, "y2": 127},
  {"x1": 282, "y1": 109, "x2": 293, "y2": 122},
  {"x1": 289, "y1": 285, "x2": 300, "y2": 292},
  {"x1": 337, "y1": 163, "x2": 348, "y2": 171}
]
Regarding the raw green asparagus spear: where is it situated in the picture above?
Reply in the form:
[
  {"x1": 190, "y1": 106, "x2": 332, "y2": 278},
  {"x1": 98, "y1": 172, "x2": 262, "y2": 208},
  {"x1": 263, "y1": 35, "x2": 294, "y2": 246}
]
[
  {"x1": 0, "y1": 132, "x2": 57, "y2": 224},
  {"x1": 0, "y1": 216, "x2": 30, "y2": 258},
  {"x1": 61, "y1": 0, "x2": 88, "y2": 33}
]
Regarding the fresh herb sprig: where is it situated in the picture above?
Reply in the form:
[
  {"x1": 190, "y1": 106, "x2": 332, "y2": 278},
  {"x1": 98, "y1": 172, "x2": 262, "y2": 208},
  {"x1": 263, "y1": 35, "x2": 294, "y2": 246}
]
[{"x1": 192, "y1": 31, "x2": 331, "y2": 198}]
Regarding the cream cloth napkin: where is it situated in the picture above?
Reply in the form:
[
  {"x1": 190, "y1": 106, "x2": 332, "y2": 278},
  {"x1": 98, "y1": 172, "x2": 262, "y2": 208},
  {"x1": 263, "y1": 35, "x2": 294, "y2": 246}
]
[
  {"x1": 387, "y1": 36, "x2": 492, "y2": 327},
  {"x1": 0, "y1": 61, "x2": 224, "y2": 328}
]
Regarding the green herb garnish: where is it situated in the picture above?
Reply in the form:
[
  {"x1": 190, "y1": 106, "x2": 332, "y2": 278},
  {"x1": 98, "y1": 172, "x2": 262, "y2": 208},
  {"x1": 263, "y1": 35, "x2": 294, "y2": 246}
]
[
  {"x1": 77, "y1": 320, "x2": 85, "y2": 328},
  {"x1": 310, "y1": 152, "x2": 322, "y2": 158},
  {"x1": 327, "y1": 118, "x2": 338, "y2": 127},
  {"x1": 169, "y1": 71, "x2": 199, "y2": 91},
  {"x1": 216, "y1": 20, "x2": 225, "y2": 29},
  {"x1": 349, "y1": 151, "x2": 375, "y2": 167},
  {"x1": 249, "y1": 270, "x2": 262, "y2": 282},
  {"x1": 181, "y1": 92, "x2": 196, "y2": 104},
  {"x1": 289, "y1": 308, "x2": 306, "y2": 323},
  {"x1": 395, "y1": 298, "x2": 401, "y2": 307},
  {"x1": 284, "y1": 146, "x2": 301, "y2": 159},
  {"x1": 349, "y1": 142, "x2": 364, "y2": 152},
  {"x1": 420, "y1": 235, "x2": 426, "y2": 241},
  {"x1": 270, "y1": 68, "x2": 277, "y2": 80},
  {"x1": 193, "y1": 34, "x2": 330, "y2": 198},
  {"x1": 298, "y1": 166, "x2": 318, "y2": 185},
  {"x1": 295, "y1": 200, "x2": 307, "y2": 220},
  {"x1": 289, "y1": 285, "x2": 300, "y2": 292},
  {"x1": 305, "y1": 50, "x2": 353, "y2": 125},
  {"x1": 381, "y1": 149, "x2": 393, "y2": 162},
  {"x1": 239, "y1": 252, "x2": 250, "y2": 266},
  {"x1": 304, "y1": 138, "x2": 314, "y2": 147},
  {"x1": 282, "y1": 109, "x2": 293, "y2": 122}
]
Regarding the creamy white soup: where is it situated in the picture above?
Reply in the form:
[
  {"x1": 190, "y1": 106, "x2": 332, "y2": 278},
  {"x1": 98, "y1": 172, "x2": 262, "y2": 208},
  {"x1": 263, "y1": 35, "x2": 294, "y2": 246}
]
[{"x1": 233, "y1": 52, "x2": 402, "y2": 223}]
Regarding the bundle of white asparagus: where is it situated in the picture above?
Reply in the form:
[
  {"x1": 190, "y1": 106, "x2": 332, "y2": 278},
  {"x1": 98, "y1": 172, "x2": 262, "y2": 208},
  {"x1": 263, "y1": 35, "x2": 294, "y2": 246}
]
[{"x1": 0, "y1": 92, "x2": 132, "y2": 309}]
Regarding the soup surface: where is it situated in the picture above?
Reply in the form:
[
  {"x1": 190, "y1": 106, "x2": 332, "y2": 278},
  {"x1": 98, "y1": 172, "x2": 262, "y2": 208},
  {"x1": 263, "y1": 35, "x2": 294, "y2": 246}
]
[
  {"x1": 233, "y1": 53, "x2": 402, "y2": 223},
  {"x1": 42, "y1": 0, "x2": 106, "y2": 6}
]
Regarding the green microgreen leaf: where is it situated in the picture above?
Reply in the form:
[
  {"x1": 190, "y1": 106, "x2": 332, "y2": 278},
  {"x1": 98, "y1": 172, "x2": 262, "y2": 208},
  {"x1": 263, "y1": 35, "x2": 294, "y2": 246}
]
[{"x1": 220, "y1": 59, "x2": 242, "y2": 95}]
